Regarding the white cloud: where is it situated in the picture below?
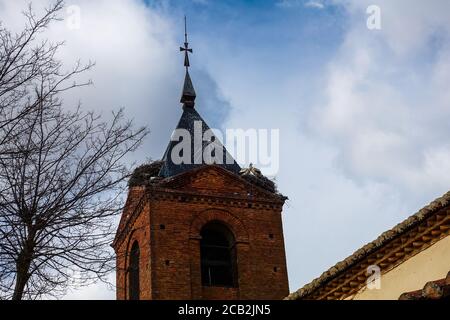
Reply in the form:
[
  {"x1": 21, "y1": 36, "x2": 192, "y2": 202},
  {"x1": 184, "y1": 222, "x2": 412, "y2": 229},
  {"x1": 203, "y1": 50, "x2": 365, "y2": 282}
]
[
  {"x1": 334, "y1": 0, "x2": 450, "y2": 54},
  {"x1": 309, "y1": 0, "x2": 450, "y2": 199},
  {"x1": 305, "y1": 1, "x2": 325, "y2": 9},
  {"x1": 277, "y1": 0, "x2": 326, "y2": 9}
]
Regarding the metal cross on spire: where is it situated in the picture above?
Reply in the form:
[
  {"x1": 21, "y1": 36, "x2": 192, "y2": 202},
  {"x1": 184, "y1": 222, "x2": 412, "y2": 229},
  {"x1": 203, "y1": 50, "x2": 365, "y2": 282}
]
[
  {"x1": 180, "y1": 16, "x2": 193, "y2": 69},
  {"x1": 179, "y1": 16, "x2": 196, "y2": 107}
]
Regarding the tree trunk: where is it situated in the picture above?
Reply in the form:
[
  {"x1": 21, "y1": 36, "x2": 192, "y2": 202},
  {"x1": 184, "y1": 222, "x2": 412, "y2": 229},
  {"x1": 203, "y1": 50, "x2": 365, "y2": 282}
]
[{"x1": 12, "y1": 250, "x2": 32, "y2": 300}]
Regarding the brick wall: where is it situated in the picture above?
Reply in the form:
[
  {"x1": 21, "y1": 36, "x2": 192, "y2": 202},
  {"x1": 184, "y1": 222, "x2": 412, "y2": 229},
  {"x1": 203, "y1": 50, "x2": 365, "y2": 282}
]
[{"x1": 114, "y1": 166, "x2": 289, "y2": 300}]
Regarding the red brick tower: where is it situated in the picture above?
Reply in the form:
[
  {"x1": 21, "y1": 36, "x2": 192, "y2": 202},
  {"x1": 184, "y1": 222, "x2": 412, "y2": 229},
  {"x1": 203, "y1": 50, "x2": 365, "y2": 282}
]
[{"x1": 112, "y1": 22, "x2": 289, "y2": 300}]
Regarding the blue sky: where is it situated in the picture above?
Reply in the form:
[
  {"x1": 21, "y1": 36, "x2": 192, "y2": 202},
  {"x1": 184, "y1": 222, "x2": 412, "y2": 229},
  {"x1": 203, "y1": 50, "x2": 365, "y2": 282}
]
[{"x1": 2, "y1": 0, "x2": 450, "y2": 299}]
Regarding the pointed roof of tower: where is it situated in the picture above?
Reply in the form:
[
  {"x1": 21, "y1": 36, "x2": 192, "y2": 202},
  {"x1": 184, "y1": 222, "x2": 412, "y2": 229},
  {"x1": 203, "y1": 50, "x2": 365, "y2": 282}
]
[
  {"x1": 158, "y1": 17, "x2": 240, "y2": 178},
  {"x1": 158, "y1": 106, "x2": 241, "y2": 177},
  {"x1": 180, "y1": 70, "x2": 196, "y2": 107}
]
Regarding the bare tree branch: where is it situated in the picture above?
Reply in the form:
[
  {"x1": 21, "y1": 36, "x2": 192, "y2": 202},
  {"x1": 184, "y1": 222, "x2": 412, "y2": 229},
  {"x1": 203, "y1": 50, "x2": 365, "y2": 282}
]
[{"x1": 0, "y1": 1, "x2": 148, "y2": 300}]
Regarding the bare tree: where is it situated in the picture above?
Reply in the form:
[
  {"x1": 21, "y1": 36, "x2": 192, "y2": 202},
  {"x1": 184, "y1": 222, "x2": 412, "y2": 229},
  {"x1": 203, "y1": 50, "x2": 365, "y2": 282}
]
[
  {"x1": 0, "y1": 1, "x2": 67, "y2": 150},
  {"x1": 0, "y1": 2, "x2": 148, "y2": 299}
]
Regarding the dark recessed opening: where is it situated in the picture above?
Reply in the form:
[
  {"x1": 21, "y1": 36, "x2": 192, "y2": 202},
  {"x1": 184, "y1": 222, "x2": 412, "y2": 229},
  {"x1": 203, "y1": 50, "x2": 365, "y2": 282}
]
[
  {"x1": 200, "y1": 222, "x2": 237, "y2": 288},
  {"x1": 247, "y1": 203, "x2": 252, "y2": 208},
  {"x1": 269, "y1": 233, "x2": 274, "y2": 239},
  {"x1": 128, "y1": 241, "x2": 140, "y2": 300},
  {"x1": 165, "y1": 260, "x2": 170, "y2": 266},
  {"x1": 273, "y1": 267, "x2": 278, "y2": 272},
  {"x1": 160, "y1": 224, "x2": 165, "y2": 230}
]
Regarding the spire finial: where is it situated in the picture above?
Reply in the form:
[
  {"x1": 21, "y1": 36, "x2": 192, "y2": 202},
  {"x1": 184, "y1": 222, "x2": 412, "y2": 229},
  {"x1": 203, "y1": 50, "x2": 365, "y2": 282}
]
[
  {"x1": 180, "y1": 16, "x2": 196, "y2": 108},
  {"x1": 180, "y1": 15, "x2": 192, "y2": 70},
  {"x1": 184, "y1": 15, "x2": 188, "y2": 47}
]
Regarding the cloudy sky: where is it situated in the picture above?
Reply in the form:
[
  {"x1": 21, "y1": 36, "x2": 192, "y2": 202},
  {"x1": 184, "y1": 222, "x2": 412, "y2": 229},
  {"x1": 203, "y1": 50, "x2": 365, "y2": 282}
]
[{"x1": 1, "y1": 0, "x2": 450, "y2": 299}]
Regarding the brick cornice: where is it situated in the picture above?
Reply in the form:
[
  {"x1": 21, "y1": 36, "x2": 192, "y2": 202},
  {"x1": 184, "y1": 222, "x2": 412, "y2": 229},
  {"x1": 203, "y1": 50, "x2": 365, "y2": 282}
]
[
  {"x1": 158, "y1": 164, "x2": 287, "y2": 201},
  {"x1": 112, "y1": 184, "x2": 286, "y2": 250},
  {"x1": 146, "y1": 186, "x2": 286, "y2": 210}
]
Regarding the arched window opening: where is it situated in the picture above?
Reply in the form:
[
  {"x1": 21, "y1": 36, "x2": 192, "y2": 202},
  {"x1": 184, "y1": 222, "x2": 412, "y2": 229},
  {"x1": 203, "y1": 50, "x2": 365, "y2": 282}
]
[
  {"x1": 128, "y1": 240, "x2": 140, "y2": 300},
  {"x1": 200, "y1": 222, "x2": 237, "y2": 287}
]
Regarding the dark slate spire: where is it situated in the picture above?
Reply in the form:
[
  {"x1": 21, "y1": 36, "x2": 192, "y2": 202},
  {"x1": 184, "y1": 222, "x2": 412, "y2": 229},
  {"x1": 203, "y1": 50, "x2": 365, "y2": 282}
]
[
  {"x1": 179, "y1": 16, "x2": 196, "y2": 108},
  {"x1": 180, "y1": 70, "x2": 196, "y2": 107},
  {"x1": 158, "y1": 107, "x2": 241, "y2": 178},
  {"x1": 158, "y1": 17, "x2": 241, "y2": 178}
]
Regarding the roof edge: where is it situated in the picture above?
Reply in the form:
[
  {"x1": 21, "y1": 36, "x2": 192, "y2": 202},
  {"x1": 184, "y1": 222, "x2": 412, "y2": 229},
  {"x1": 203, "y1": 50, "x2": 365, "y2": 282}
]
[{"x1": 286, "y1": 190, "x2": 450, "y2": 300}]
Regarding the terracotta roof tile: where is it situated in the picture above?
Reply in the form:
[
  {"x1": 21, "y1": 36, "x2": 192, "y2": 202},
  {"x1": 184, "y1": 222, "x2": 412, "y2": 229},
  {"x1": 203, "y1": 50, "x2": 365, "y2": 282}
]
[{"x1": 399, "y1": 272, "x2": 450, "y2": 300}]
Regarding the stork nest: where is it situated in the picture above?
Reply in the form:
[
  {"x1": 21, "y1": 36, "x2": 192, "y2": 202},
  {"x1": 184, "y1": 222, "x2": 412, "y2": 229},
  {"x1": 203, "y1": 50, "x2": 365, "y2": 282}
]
[{"x1": 128, "y1": 160, "x2": 163, "y2": 187}]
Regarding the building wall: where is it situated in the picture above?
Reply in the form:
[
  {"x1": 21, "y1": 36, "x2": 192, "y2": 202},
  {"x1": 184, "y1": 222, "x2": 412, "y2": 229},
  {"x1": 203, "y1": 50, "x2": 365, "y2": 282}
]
[
  {"x1": 149, "y1": 198, "x2": 289, "y2": 300},
  {"x1": 349, "y1": 235, "x2": 450, "y2": 300},
  {"x1": 114, "y1": 167, "x2": 290, "y2": 300},
  {"x1": 115, "y1": 187, "x2": 152, "y2": 300}
]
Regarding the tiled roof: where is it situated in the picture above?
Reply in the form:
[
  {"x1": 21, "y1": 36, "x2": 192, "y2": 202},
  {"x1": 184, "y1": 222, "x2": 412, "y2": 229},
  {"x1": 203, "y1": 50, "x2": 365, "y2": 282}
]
[
  {"x1": 286, "y1": 191, "x2": 450, "y2": 300},
  {"x1": 399, "y1": 271, "x2": 450, "y2": 300},
  {"x1": 158, "y1": 107, "x2": 241, "y2": 178}
]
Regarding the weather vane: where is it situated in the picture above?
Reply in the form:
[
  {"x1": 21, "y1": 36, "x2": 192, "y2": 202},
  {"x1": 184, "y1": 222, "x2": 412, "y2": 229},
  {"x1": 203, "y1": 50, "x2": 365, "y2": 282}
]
[{"x1": 180, "y1": 16, "x2": 193, "y2": 69}]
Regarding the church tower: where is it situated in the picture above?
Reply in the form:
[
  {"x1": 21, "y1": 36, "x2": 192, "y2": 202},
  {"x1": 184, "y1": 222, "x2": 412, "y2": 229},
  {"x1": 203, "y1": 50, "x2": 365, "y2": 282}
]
[{"x1": 112, "y1": 19, "x2": 289, "y2": 300}]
